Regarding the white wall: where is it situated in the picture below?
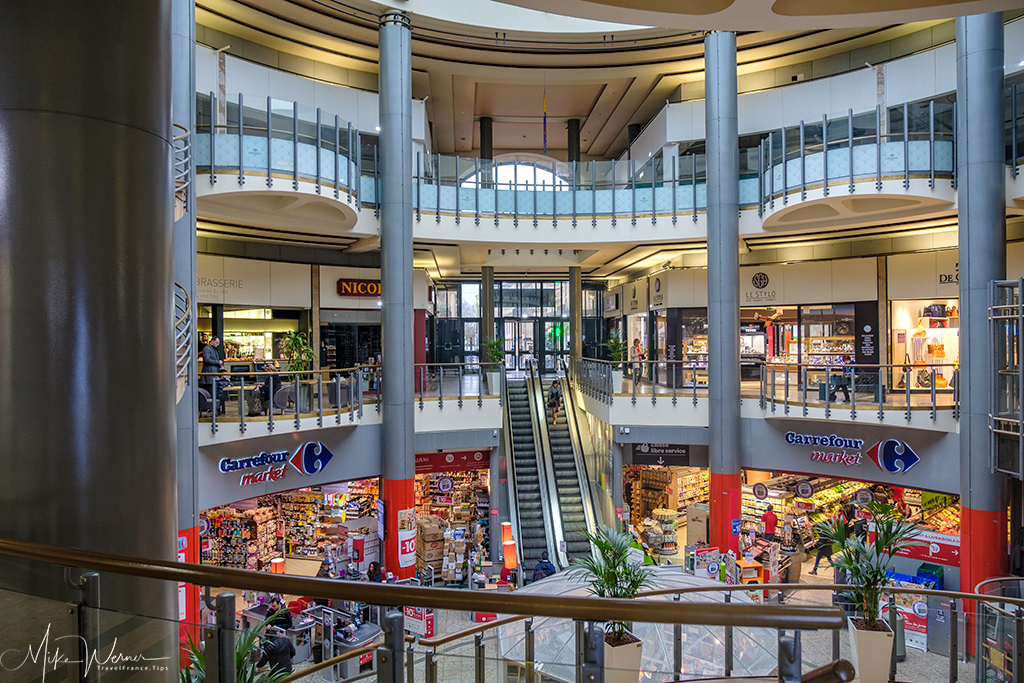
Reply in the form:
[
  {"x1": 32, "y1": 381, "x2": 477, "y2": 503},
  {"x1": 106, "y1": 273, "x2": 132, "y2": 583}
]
[
  {"x1": 196, "y1": 45, "x2": 429, "y2": 142},
  {"x1": 197, "y1": 255, "x2": 311, "y2": 307},
  {"x1": 739, "y1": 257, "x2": 876, "y2": 306}
]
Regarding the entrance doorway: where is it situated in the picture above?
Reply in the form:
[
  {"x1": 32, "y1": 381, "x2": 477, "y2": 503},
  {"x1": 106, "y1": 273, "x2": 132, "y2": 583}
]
[{"x1": 502, "y1": 319, "x2": 537, "y2": 370}]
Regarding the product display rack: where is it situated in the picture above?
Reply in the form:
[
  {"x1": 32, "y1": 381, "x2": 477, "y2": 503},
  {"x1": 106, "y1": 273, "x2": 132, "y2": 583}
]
[
  {"x1": 345, "y1": 479, "x2": 379, "y2": 520},
  {"x1": 200, "y1": 506, "x2": 279, "y2": 571},
  {"x1": 628, "y1": 467, "x2": 671, "y2": 521},
  {"x1": 281, "y1": 491, "x2": 325, "y2": 558},
  {"x1": 676, "y1": 468, "x2": 710, "y2": 510}
]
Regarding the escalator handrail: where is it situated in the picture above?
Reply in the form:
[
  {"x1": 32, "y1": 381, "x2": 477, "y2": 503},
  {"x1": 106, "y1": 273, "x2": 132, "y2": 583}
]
[
  {"x1": 558, "y1": 358, "x2": 600, "y2": 547},
  {"x1": 526, "y1": 359, "x2": 571, "y2": 570},
  {"x1": 499, "y1": 365, "x2": 527, "y2": 578}
]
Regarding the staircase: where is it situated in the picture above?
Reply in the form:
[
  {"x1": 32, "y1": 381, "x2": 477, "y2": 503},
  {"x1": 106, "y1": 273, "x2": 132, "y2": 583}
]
[
  {"x1": 506, "y1": 379, "x2": 549, "y2": 571},
  {"x1": 541, "y1": 379, "x2": 591, "y2": 560}
]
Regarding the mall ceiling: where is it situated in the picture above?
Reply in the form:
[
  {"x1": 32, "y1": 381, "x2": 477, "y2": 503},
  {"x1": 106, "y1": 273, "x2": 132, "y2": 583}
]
[{"x1": 195, "y1": 1, "x2": 1022, "y2": 279}]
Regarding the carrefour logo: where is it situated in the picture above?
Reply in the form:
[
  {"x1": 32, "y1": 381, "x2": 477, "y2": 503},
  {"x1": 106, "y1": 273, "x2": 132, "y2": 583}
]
[
  {"x1": 221, "y1": 442, "x2": 335, "y2": 486},
  {"x1": 866, "y1": 439, "x2": 920, "y2": 474}
]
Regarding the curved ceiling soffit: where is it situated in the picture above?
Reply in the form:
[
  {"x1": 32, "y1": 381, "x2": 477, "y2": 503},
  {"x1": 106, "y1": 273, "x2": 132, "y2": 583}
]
[
  {"x1": 198, "y1": 0, "x2": 919, "y2": 72},
  {"x1": 492, "y1": 0, "x2": 1020, "y2": 31}
]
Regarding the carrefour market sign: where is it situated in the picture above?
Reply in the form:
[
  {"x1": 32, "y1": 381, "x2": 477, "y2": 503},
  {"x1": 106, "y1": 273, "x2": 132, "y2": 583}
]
[
  {"x1": 784, "y1": 431, "x2": 921, "y2": 474},
  {"x1": 218, "y1": 442, "x2": 335, "y2": 486}
]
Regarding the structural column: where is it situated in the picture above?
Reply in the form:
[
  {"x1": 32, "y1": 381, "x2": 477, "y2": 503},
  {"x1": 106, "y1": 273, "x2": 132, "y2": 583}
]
[
  {"x1": 482, "y1": 266, "x2": 495, "y2": 347},
  {"x1": 956, "y1": 13, "x2": 1007, "y2": 630},
  {"x1": 0, "y1": 0, "x2": 177, "y2": 633},
  {"x1": 567, "y1": 119, "x2": 581, "y2": 163},
  {"x1": 480, "y1": 116, "x2": 494, "y2": 160},
  {"x1": 570, "y1": 266, "x2": 583, "y2": 358},
  {"x1": 705, "y1": 31, "x2": 742, "y2": 555},
  {"x1": 379, "y1": 11, "x2": 416, "y2": 579}
]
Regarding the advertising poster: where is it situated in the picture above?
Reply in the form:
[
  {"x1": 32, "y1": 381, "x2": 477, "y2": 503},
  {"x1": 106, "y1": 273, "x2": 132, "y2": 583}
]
[
  {"x1": 398, "y1": 508, "x2": 417, "y2": 568},
  {"x1": 404, "y1": 606, "x2": 436, "y2": 637},
  {"x1": 884, "y1": 576, "x2": 936, "y2": 651}
]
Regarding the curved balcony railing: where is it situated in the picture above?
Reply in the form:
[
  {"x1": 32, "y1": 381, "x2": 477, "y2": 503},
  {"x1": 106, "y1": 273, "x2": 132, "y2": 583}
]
[
  {"x1": 172, "y1": 123, "x2": 192, "y2": 218},
  {"x1": 194, "y1": 92, "x2": 365, "y2": 203},
  {"x1": 195, "y1": 92, "x2": 1024, "y2": 225},
  {"x1": 174, "y1": 283, "x2": 192, "y2": 385}
]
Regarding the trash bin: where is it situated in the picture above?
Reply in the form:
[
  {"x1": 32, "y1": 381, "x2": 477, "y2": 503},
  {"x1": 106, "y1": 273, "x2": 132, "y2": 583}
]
[{"x1": 917, "y1": 563, "x2": 944, "y2": 590}]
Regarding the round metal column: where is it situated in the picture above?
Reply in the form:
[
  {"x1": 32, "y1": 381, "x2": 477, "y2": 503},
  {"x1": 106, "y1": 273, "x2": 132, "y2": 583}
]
[
  {"x1": 705, "y1": 31, "x2": 742, "y2": 555},
  {"x1": 0, "y1": 0, "x2": 177, "y2": 628},
  {"x1": 379, "y1": 11, "x2": 416, "y2": 579}
]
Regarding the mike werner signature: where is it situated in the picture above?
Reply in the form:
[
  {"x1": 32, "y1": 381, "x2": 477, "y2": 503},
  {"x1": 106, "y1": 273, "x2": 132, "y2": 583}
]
[{"x1": 1, "y1": 623, "x2": 172, "y2": 680}]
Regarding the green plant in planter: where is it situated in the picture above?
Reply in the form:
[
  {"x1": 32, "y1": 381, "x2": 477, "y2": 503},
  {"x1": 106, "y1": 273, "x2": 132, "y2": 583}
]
[
  {"x1": 813, "y1": 502, "x2": 924, "y2": 629},
  {"x1": 482, "y1": 336, "x2": 506, "y2": 366},
  {"x1": 566, "y1": 525, "x2": 653, "y2": 644},
  {"x1": 179, "y1": 610, "x2": 291, "y2": 683},
  {"x1": 602, "y1": 332, "x2": 628, "y2": 371},
  {"x1": 282, "y1": 331, "x2": 317, "y2": 372}
]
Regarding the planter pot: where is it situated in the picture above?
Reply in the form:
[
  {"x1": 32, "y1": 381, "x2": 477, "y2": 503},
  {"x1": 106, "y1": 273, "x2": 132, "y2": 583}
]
[
  {"x1": 604, "y1": 633, "x2": 643, "y2": 683},
  {"x1": 611, "y1": 369, "x2": 624, "y2": 392},
  {"x1": 847, "y1": 616, "x2": 893, "y2": 683},
  {"x1": 486, "y1": 371, "x2": 501, "y2": 394}
]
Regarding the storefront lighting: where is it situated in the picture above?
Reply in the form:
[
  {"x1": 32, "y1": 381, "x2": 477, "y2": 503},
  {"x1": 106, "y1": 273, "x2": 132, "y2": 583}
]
[
  {"x1": 502, "y1": 541, "x2": 518, "y2": 570},
  {"x1": 377, "y1": 299, "x2": 382, "y2": 307},
  {"x1": 501, "y1": 521, "x2": 513, "y2": 545}
]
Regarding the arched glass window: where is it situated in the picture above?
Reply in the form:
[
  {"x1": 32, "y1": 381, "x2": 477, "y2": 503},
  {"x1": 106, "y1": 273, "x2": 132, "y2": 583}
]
[{"x1": 462, "y1": 161, "x2": 568, "y2": 188}]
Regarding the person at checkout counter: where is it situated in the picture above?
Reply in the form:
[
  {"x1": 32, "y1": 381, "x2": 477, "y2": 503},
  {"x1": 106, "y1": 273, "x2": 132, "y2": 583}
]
[
  {"x1": 267, "y1": 596, "x2": 293, "y2": 631},
  {"x1": 257, "y1": 627, "x2": 296, "y2": 677}
]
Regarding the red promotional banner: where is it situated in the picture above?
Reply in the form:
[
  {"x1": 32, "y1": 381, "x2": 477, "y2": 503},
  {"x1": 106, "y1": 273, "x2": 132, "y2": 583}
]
[
  {"x1": 415, "y1": 450, "x2": 490, "y2": 474},
  {"x1": 895, "y1": 530, "x2": 961, "y2": 566},
  {"x1": 795, "y1": 501, "x2": 814, "y2": 511}
]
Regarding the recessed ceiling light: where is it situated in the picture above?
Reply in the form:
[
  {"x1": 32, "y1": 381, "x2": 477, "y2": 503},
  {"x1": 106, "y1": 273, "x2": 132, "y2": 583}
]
[{"x1": 375, "y1": 126, "x2": 381, "y2": 132}]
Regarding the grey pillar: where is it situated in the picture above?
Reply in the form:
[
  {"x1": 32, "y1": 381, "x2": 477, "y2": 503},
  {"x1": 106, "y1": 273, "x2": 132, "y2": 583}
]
[
  {"x1": 705, "y1": 31, "x2": 741, "y2": 553},
  {"x1": 311, "y1": 264, "x2": 321, "y2": 370},
  {"x1": 956, "y1": 13, "x2": 1008, "y2": 586},
  {"x1": 173, "y1": 0, "x2": 200, "y2": 557},
  {"x1": 480, "y1": 116, "x2": 494, "y2": 160},
  {"x1": 612, "y1": 442, "x2": 625, "y2": 531},
  {"x1": 379, "y1": 12, "x2": 416, "y2": 577},
  {"x1": 0, "y1": 0, "x2": 177, "y2": 629},
  {"x1": 570, "y1": 267, "x2": 583, "y2": 358},
  {"x1": 567, "y1": 119, "x2": 581, "y2": 163},
  {"x1": 482, "y1": 266, "x2": 495, "y2": 345}
]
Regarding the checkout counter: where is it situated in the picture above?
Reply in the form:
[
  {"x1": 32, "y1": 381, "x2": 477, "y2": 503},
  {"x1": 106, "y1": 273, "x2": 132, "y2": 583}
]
[
  {"x1": 240, "y1": 603, "x2": 317, "y2": 663},
  {"x1": 304, "y1": 604, "x2": 383, "y2": 682}
]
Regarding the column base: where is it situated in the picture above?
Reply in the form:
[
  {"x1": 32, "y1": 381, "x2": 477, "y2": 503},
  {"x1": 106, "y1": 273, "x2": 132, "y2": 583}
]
[
  {"x1": 709, "y1": 471, "x2": 742, "y2": 555},
  {"x1": 380, "y1": 478, "x2": 416, "y2": 580}
]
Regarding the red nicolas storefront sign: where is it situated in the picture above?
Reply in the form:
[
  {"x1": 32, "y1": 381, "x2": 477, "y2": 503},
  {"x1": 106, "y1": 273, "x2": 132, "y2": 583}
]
[
  {"x1": 336, "y1": 279, "x2": 381, "y2": 297},
  {"x1": 416, "y1": 450, "x2": 490, "y2": 474}
]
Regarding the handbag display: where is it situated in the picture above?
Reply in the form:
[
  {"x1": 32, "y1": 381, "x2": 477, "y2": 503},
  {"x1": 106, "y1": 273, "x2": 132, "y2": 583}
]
[
  {"x1": 927, "y1": 337, "x2": 946, "y2": 358},
  {"x1": 923, "y1": 303, "x2": 947, "y2": 318},
  {"x1": 935, "y1": 375, "x2": 949, "y2": 388}
]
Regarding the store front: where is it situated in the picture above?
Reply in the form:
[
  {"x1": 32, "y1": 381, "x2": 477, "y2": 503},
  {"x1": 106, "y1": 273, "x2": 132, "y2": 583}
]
[
  {"x1": 414, "y1": 449, "x2": 493, "y2": 582},
  {"x1": 623, "y1": 443, "x2": 710, "y2": 562},
  {"x1": 197, "y1": 255, "x2": 312, "y2": 366}
]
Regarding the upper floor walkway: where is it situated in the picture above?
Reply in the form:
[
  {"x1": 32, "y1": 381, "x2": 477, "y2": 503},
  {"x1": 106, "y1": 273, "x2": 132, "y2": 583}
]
[{"x1": 194, "y1": 89, "x2": 1024, "y2": 246}]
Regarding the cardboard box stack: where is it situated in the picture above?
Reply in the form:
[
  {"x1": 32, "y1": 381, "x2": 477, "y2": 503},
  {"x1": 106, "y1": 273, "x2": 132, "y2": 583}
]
[
  {"x1": 417, "y1": 515, "x2": 446, "y2": 577},
  {"x1": 442, "y1": 527, "x2": 469, "y2": 583}
]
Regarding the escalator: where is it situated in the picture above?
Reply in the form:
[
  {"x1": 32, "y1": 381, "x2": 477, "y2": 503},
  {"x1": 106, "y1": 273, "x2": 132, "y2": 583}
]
[
  {"x1": 504, "y1": 378, "x2": 553, "y2": 572},
  {"x1": 538, "y1": 377, "x2": 592, "y2": 560}
]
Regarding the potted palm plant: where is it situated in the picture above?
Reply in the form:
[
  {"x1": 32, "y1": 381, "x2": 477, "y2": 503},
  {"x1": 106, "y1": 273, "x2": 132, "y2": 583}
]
[
  {"x1": 180, "y1": 610, "x2": 292, "y2": 682},
  {"x1": 282, "y1": 331, "x2": 317, "y2": 373},
  {"x1": 602, "y1": 332, "x2": 628, "y2": 390},
  {"x1": 814, "y1": 502, "x2": 924, "y2": 683},
  {"x1": 482, "y1": 336, "x2": 505, "y2": 392},
  {"x1": 567, "y1": 526, "x2": 652, "y2": 683}
]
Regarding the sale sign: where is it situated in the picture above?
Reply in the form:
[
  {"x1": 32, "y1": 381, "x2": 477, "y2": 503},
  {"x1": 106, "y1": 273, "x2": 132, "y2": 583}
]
[
  {"x1": 404, "y1": 606, "x2": 436, "y2": 637},
  {"x1": 795, "y1": 500, "x2": 814, "y2": 511},
  {"x1": 895, "y1": 530, "x2": 960, "y2": 566}
]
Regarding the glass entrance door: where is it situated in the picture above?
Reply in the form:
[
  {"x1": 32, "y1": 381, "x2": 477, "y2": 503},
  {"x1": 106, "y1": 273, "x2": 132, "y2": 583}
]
[
  {"x1": 541, "y1": 320, "x2": 569, "y2": 372},
  {"x1": 502, "y1": 319, "x2": 537, "y2": 370}
]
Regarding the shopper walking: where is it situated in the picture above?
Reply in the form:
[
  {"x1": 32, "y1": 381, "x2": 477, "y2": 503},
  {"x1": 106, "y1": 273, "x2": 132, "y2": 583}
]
[
  {"x1": 630, "y1": 338, "x2": 646, "y2": 381},
  {"x1": 532, "y1": 551, "x2": 557, "y2": 581},
  {"x1": 828, "y1": 355, "x2": 853, "y2": 403},
  {"x1": 547, "y1": 379, "x2": 563, "y2": 424},
  {"x1": 808, "y1": 534, "x2": 833, "y2": 575}
]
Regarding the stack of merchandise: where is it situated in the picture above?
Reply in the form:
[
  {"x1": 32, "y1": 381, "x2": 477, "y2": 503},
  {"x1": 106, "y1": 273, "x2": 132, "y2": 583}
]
[
  {"x1": 281, "y1": 491, "x2": 324, "y2": 557},
  {"x1": 631, "y1": 468, "x2": 671, "y2": 520},
  {"x1": 416, "y1": 515, "x2": 446, "y2": 578},
  {"x1": 441, "y1": 528, "x2": 469, "y2": 584},
  {"x1": 200, "y1": 506, "x2": 278, "y2": 570},
  {"x1": 652, "y1": 508, "x2": 678, "y2": 554}
]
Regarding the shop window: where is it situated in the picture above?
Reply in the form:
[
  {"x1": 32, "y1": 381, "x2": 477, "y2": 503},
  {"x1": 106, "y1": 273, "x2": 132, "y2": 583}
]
[
  {"x1": 890, "y1": 299, "x2": 959, "y2": 390},
  {"x1": 583, "y1": 290, "x2": 600, "y2": 318}
]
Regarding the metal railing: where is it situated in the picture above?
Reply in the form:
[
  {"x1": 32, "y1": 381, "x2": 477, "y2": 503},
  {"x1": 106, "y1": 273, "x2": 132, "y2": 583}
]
[
  {"x1": 198, "y1": 366, "x2": 370, "y2": 434},
  {"x1": 195, "y1": 94, "x2": 989, "y2": 226},
  {"x1": 990, "y1": 278, "x2": 1023, "y2": 477},
  {"x1": 174, "y1": 283, "x2": 192, "y2": 385},
  {"x1": 0, "y1": 536, "x2": 851, "y2": 683},
  {"x1": 173, "y1": 123, "x2": 192, "y2": 216},
  {"x1": 975, "y1": 577, "x2": 1024, "y2": 683},
  {"x1": 568, "y1": 356, "x2": 712, "y2": 406},
  {"x1": 760, "y1": 361, "x2": 960, "y2": 423},
  {"x1": 415, "y1": 362, "x2": 504, "y2": 410}
]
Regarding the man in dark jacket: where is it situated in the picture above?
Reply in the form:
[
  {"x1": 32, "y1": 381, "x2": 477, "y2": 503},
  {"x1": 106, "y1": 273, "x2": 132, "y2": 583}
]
[
  {"x1": 267, "y1": 597, "x2": 294, "y2": 631},
  {"x1": 533, "y1": 551, "x2": 557, "y2": 581},
  {"x1": 258, "y1": 629, "x2": 296, "y2": 676},
  {"x1": 202, "y1": 337, "x2": 225, "y2": 413}
]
